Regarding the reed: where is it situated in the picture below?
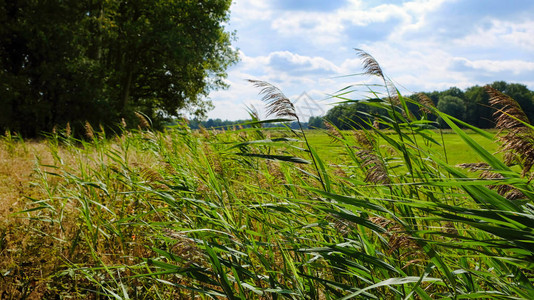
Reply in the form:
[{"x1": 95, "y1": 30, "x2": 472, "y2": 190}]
[{"x1": 0, "y1": 53, "x2": 533, "y2": 299}]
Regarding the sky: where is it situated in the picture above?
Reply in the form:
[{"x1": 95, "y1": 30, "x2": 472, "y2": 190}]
[{"x1": 207, "y1": 0, "x2": 534, "y2": 121}]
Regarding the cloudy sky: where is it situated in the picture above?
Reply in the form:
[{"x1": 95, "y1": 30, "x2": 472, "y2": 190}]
[{"x1": 207, "y1": 0, "x2": 534, "y2": 120}]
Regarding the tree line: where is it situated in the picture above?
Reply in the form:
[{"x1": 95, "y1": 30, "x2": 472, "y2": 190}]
[
  {"x1": 324, "y1": 81, "x2": 534, "y2": 129},
  {"x1": 187, "y1": 118, "x2": 310, "y2": 130},
  {"x1": 190, "y1": 81, "x2": 534, "y2": 131},
  {"x1": 0, "y1": 0, "x2": 238, "y2": 137}
]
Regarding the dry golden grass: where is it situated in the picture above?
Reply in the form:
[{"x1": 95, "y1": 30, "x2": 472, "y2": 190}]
[
  {"x1": 0, "y1": 142, "x2": 39, "y2": 218},
  {"x1": 0, "y1": 141, "x2": 60, "y2": 298},
  {"x1": 0, "y1": 138, "x2": 162, "y2": 298}
]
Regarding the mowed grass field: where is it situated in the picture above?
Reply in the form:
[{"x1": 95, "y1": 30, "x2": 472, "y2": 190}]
[
  {"x1": 306, "y1": 129, "x2": 500, "y2": 166},
  {"x1": 0, "y1": 125, "x2": 532, "y2": 299}
]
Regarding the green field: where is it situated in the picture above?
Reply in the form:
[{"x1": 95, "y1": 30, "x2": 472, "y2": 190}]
[
  {"x1": 307, "y1": 129, "x2": 501, "y2": 166},
  {"x1": 0, "y1": 117, "x2": 532, "y2": 298}
]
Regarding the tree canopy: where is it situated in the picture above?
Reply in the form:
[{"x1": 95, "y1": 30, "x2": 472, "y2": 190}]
[
  {"x1": 324, "y1": 81, "x2": 534, "y2": 130},
  {"x1": 0, "y1": 0, "x2": 238, "y2": 136},
  {"x1": 437, "y1": 95, "x2": 465, "y2": 127}
]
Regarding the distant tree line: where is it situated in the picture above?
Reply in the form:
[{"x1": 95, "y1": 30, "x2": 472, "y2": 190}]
[
  {"x1": 0, "y1": 0, "x2": 237, "y2": 137},
  {"x1": 186, "y1": 118, "x2": 315, "y2": 130},
  {"x1": 324, "y1": 81, "x2": 534, "y2": 129},
  {"x1": 193, "y1": 81, "x2": 533, "y2": 131}
]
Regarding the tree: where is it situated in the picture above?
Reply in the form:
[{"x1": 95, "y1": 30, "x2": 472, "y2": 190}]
[
  {"x1": 490, "y1": 81, "x2": 534, "y2": 123},
  {"x1": 464, "y1": 85, "x2": 493, "y2": 128},
  {"x1": 323, "y1": 83, "x2": 534, "y2": 130},
  {"x1": 308, "y1": 116, "x2": 325, "y2": 129},
  {"x1": 442, "y1": 87, "x2": 464, "y2": 99},
  {"x1": 0, "y1": 0, "x2": 238, "y2": 136},
  {"x1": 437, "y1": 95, "x2": 465, "y2": 127},
  {"x1": 0, "y1": 0, "x2": 105, "y2": 136},
  {"x1": 103, "y1": 0, "x2": 238, "y2": 119}
]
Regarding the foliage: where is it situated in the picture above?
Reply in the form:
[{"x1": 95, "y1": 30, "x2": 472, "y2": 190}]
[
  {"x1": 307, "y1": 116, "x2": 325, "y2": 129},
  {"x1": 437, "y1": 95, "x2": 465, "y2": 127},
  {"x1": 187, "y1": 116, "x2": 323, "y2": 130},
  {"x1": 325, "y1": 81, "x2": 534, "y2": 129},
  {"x1": 0, "y1": 0, "x2": 238, "y2": 136}
]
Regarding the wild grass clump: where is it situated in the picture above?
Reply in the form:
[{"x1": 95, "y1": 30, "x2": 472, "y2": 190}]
[{"x1": 0, "y1": 50, "x2": 533, "y2": 298}]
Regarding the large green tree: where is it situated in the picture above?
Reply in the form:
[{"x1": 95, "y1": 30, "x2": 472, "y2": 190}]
[
  {"x1": 490, "y1": 81, "x2": 534, "y2": 123},
  {"x1": 437, "y1": 95, "x2": 465, "y2": 127},
  {"x1": 0, "y1": 0, "x2": 238, "y2": 136},
  {"x1": 463, "y1": 85, "x2": 493, "y2": 128}
]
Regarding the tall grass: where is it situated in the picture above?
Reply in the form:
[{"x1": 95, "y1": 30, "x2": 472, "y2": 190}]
[{"x1": 4, "y1": 51, "x2": 533, "y2": 298}]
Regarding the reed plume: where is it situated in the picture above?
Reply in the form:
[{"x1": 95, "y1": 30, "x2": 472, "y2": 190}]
[
  {"x1": 369, "y1": 217, "x2": 421, "y2": 259},
  {"x1": 457, "y1": 162, "x2": 490, "y2": 171},
  {"x1": 486, "y1": 85, "x2": 534, "y2": 176},
  {"x1": 354, "y1": 48, "x2": 399, "y2": 102},
  {"x1": 354, "y1": 49, "x2": 408, "y2": 122},
  {"x1": 458, "y1": 162, "x2": 525, "y2": 200},
  {"x1": 120, "y1": 118, "x2": 127, "y2": 129},
  {"x1": 324, "y1": 121, "x2": 345, "y2": 141},
  {"x1": 199, "y1": 125, "x2": 210, "y2": 138},
  {"x1": 84, "y1": 121, "x2": 94, "y2": 139},
  {"x1": 246, "y1": 105, "x2": 260, "y2": 122},
  {"x1": 359, "y1": 149, "x2": 391, "y2": 184},
  {"x1": 373, "y1": 119, "x2": 380, "y2": 130},
  {"x1": 480, "y1": 169, "x2": 525, "y2": 200},
  {"x1": 353, "y1": 130, "x2": 375, "y2": 150},
  {"x1": 248, "y1": 80, "x2": 298, "y2": 120},
  {"x1": 65, "y1": 122, "x2": 71, "y2": 138},
  {"x1": 249, "y1": 79, "x2": 327, "y2": 191},
  {"x1": 354, "y1": 48, "x2": 384, "y2": 79},
  {"x1": 352, "y1": 130, "x2": 389, "y2": 184},
  {"x1": 416, "y1": 93, "x2": 435, "y2": 115},
  {"x1": 135, "y1": 112, "x2": 151, "y2": 129},
  {"x1": 386, "y1": 80, "x2": 400, "y2": 102},
  {"x1": 487, "y1": 86, "x2": 530, "y2": 129},
  {"x1": 99, "y1": 124, "x2": 105, "y2": 136}
]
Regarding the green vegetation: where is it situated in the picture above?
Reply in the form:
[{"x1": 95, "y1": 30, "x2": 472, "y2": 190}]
[
  {"x1": 192, "y1": 81, "x2": 534, "y2": 133},
  {"x1": 0, "y1": 0, "x2": 238, "y2": 136},
  {"x1": 306, "y1": 129, "x2": 500, "y2": 166},
  {"x1": 1, "y1": 50, "x2": 533, "y2": 298},
  {"x1": 324, "y1": 81, "x2": 534, "y2": 130}
]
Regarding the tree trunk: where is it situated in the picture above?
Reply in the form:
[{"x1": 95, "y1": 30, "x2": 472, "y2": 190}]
[{"x1": 119, "y1": 69, "x2": 133, "y2": 116}]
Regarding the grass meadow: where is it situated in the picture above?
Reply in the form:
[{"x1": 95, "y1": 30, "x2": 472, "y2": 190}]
[
  {"x1": 1, "y1": 52, "x2": 533, "y2": 299},
  {"x1": 306, "y1": 130, "x2": 501, "y2": 167},
  {"x1": 0, "y1": 116, "x2": 532, "y2": 298}
]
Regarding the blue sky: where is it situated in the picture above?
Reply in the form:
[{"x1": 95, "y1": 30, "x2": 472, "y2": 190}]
[{"x1": 207, "y1": 0, "x2": 534, "y2": 120}]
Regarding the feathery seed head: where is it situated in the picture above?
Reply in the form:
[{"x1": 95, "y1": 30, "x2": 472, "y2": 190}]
[
  {"x1": 324, "y1": 121, "x2": 344, "y2": 141},
  {"x1": 355, "y1": 48, "x2": 384, "y2": 79},
  {"x1": 487, "y1": 85, "x2": 534, "y2": 176},
  {"x1": 486, "y1": 85, "x2": 530, "y2": 129},
  {"x1": 85, "y1": 121, "x2": 94, "y2": 139},
  {"x1": 135, "y1": 112, "x2": 151, "y2": 129},
  {"x1": 359, "y1": 149, "x2": 390, "y2": 184},
  {"x1": 248, "y1": 80, "x2": 298, "y2": 120},
  {"x1": 457, "y1": 162, "x2": 491, "y2": 171},
  {"x1": 353, "y1": 130, "x2": 375, "y2": 150},
  {"x1": 416, "y1": 93, "x2": 435, "y2": 114},
  {"x1": 65, "y1": 122, "x2": 71, "y2": 138}
]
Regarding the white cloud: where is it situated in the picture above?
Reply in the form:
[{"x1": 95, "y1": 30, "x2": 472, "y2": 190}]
[
  {"x1": 208, "y1": 51, "x2": 349, "y2": 120},
  {"x1": 230, "y1": 0, "x2": 272, "y2": 23},
  {"x1": 454, "y1": 20, "x2": 534, "y2": 51},
  {"x1": 452, "y1": 58, "x2": 534, "y2": 74},
  {"x1": 270, "y1": 13, "x2": 345, "y2": 46},
  {"x1": 267, "y1": 51, "x2": 340, "y2": 73},
  {"x1": 208, "y1": 0, "x2": 534, "y2": 120}
]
